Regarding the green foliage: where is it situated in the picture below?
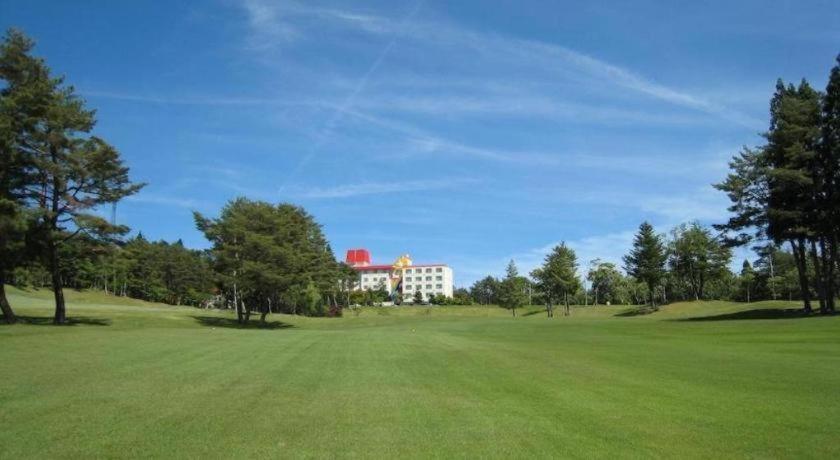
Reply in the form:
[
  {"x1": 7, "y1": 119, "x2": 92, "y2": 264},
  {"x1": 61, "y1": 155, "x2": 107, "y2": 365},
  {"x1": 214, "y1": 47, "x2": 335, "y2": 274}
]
[
  {"x1": 532, "y1": 243, "x2": 580, "y2": 315},
  {"x1": 195, "y1": 198, "x2": 339, "y2": 320},
  {"x1": 9, "y1": 233, "x2": 215, "y2": 306},
  {"x1": 624, "y1": 222, "x2": 667, "y2": 308},
  {"x1": 497, "y1": 260, "x2": 528, "y2": 316},
  {"x1": 451, "y1": 288, "x2": 473, "y2": 305},
  {"x1": 717, "y1": 61, "x2": 840, "y2": 314},
  {"x1": 0, "y1": 28, "x2": 143, "y2": 323},
  {"x1": 586, "y1": 260, "x2": 624, "y2": 305},
  {"x1": 469, "y1": 276, "x2": 499, "y2": 305},
  {"x1": 667, "y1": 222, "x2": 733, "y2": 301},
  {"x1": 412, "y1": 289, "x2": 424, "y2": 305}
]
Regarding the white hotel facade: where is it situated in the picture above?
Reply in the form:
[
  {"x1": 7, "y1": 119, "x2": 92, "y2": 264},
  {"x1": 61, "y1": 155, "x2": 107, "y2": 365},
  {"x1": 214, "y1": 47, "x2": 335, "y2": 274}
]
[{"x1": 346, "y1": 249, "x2": 454, "y2": 302}]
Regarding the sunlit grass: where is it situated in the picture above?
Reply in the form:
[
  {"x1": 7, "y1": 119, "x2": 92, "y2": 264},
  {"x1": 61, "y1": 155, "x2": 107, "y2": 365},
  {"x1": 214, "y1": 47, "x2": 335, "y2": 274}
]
[{"x1": 1, "y1": 287, "x2": 838, "y2": 458}]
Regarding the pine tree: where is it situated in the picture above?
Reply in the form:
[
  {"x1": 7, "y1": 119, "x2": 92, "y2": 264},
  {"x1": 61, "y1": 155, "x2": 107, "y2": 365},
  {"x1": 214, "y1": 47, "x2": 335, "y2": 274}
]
[
  {"x1": 0, "y1": 29, "x2": 143, "y2": 323},
  {"x1": 531, "y1": 243, "x2": 580, "y2": 317},
  {"x1": 0, "y1": 29, "x2": 42, "y2": 324},
  {"x1": 498, "y1": 260, "x2": 528, "y2": 317},
  {"x1": 623, "y1": 222, "x2": 667, "y2": 309},
  {"x1": 195, "y1": 198, "x2": 339, "y2": 323},
  {"x1": 818, "y1": 55, "x2": 840, "y2": 313},
  {"x1": 764, "y1": 80, "x2": 822, "y2": 313}
]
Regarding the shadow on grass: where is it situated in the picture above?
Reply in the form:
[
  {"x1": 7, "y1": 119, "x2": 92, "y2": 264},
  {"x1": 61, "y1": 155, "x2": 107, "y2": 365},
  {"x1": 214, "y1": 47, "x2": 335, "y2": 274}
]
[
  {"x1": 522, "y1": 309, "x2": 547, "y2": 317},
  {"x1": 3, "y1": 316, "x2": 111, "y2": 326},
  {"x1": 675, "y1": 308, "x2": 826, "y2": 322},
  {"x1": 191, "y1": 315, "x2": 295, "y2": 330},
  {"x1": 614, "y1": 308, "x2": 657, "y2": 317}
]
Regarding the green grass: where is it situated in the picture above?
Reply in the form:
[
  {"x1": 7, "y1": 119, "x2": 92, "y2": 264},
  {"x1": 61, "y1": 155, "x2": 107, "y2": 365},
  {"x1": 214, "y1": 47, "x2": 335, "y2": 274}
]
[{"x1": 2, "y1": 286, "x2": 839, "y2": 458}]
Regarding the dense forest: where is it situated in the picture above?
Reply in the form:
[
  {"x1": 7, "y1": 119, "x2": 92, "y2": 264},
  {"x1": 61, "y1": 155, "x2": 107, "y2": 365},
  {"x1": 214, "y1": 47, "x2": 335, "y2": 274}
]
[{"x1": 1, "y1": 27, "x2": 839, "y2": 324}]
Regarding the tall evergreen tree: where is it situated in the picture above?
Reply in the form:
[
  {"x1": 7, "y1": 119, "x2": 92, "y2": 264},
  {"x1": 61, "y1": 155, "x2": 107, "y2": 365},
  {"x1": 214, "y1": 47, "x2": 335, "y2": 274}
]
[
  {"x1": 531, "y1": 243, "x2": 580, "y2": 317},
  {"x1": 0, "y1": 29, "x2": 43, "y2": 323},
  {"x1": 0, "y1": 29, "x2": 142, "y2": 323},
  {"x1": 818, "y1": 55, "x2": 840, "y2": 313},
  {"x1": 498, "y1": 260, "x2": 528, "y2": 317},
  {"x1": 764, "y1": 80, "x2": 822, "y2": 313},
  {"x1": 717, "y1": 69, "x2": 840, "y2": 314},
  {"x1": 623, "y1": 222, "x2": 667, "y2": 309}
]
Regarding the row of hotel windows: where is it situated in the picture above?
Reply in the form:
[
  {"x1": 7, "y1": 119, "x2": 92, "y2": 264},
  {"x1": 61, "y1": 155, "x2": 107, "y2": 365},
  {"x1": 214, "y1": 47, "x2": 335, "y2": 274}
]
[
  {"x1": 361, "y1": 275, "x2": 443, "y2": 283},
  {"x1": 404, "y1": 284, "x2": 444, "y2": 291},
  {"x1": 404, "y1": 267, "x2": 443, "y2": 274},
  {"x1": 405, "y1": 276, "x2": 443, "y2": 282},
  {"x1": 364, "y1": 267, "x2": 443, "y2": 273},
  {"x1": 363, "y1": 276, "x2": 388, "y2": 283},
  {"x1": 360, "y1": 267, "x2": 444, "y2": 275}
]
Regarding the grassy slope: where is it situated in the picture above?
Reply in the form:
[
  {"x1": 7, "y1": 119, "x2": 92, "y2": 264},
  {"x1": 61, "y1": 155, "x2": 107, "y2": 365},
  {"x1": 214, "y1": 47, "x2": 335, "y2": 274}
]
[{"x1": 1, "y1": 287, "x2": 839, "y2": 458}]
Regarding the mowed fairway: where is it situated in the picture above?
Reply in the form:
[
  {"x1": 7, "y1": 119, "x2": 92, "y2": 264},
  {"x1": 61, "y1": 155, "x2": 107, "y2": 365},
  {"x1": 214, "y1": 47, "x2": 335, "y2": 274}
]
[{"x1": 1, "y1": 287, "x2": 839, "y2": 458}]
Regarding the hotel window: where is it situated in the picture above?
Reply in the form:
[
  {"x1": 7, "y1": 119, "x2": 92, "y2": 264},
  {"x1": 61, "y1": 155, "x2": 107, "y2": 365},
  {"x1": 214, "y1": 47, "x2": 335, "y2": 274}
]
[
  {"x1": 436, "y1": 267, "x2": 442, "y2": 272},
  {"x1": 406, "y1": 277, "x2": 412, "y2": 282},
  {"x1": 406, "y1": 269, "x2": 412, "y2": 273},
  {"x1": 426, "y1": 276, "x2": 432, "y2": 281},
  {"x1": 425, "y1": 268, "x2": 432, "y2": 273},
  {"x1": 405, "y1": 285, "x2": 412, "y2": 290},
  {"x1": 436, "y1": 276, "x2": 442, "y2": 281},
  {"x1": 426, "y1": 284, "x2": 432, "y2": 289},
  {"x1": 436, "y1": 284, "x2": 443, "y2": 289}
]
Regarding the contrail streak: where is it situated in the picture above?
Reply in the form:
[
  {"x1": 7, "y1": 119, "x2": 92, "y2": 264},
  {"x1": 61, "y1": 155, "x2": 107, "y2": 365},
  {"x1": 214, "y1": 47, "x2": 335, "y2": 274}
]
[{"x1": 279, "y1": 0, "x2": 425, "y2": 190}]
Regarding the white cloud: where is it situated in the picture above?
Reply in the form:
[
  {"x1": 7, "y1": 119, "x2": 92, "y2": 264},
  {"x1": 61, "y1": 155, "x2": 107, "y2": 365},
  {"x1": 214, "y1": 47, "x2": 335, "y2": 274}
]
[
  {"x1": 235, "y1": 0, "x2": 762, "y2": 129},
  {"x1": 127, "y1": 194, "x2": 209, "y2": 210},
  {"x1": 290, "y1": 178, "x2": 478, "y2": 199}
]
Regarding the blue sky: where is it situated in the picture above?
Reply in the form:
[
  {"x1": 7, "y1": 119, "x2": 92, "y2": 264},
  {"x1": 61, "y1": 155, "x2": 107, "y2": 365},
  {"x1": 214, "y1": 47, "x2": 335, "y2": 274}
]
[{"x1": 2, "y1": 0, "x2": 838, "y2": 286}]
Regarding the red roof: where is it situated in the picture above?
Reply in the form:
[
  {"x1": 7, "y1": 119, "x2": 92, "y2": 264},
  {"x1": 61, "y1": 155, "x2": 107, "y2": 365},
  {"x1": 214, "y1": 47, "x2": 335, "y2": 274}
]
[{"x1": 345, "y1": 248, "x2": 371, "y2": 266}]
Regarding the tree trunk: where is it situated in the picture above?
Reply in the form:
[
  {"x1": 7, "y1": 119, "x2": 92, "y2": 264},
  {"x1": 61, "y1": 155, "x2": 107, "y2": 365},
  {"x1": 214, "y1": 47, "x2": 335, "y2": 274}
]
[
  {"x1": 49, "y1": 241, "x2": 66, "y2": 325},
  {"x1": 243, "y1": 301, "x2": 251, "y2": 324},
  {"x1": 768, "y1": 249, "x2": 777, "y2": 300},
  {"x1": 0, "y1": 277, "x2": 16, "y2": 324},
  {"x1": 235, "y1": 296, "x2": 244, "y2": 324},
  {"x1": 827, "y1": 235, "x2": 837, "y2": 313},
  {"x1": 648, "y1": 282, "x2": 656, "y2": 309},
  {"x1": 809, "y1": 240, "x2": 827, "y2": 314},
  {"x1": 791, "y1": 239, "x2": 812, "y2": 313}
]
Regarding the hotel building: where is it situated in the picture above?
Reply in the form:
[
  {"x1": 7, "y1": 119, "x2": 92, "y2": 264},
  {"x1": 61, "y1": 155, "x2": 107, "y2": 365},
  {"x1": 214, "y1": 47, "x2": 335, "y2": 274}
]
[{"x1": 346, "y1": 248, "x2": 454, "y2": 302}]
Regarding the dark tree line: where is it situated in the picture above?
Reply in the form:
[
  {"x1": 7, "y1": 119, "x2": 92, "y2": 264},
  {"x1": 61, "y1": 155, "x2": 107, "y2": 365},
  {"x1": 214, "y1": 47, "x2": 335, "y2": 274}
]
[
  {"x1": 11, "y1": 234, "x2": 215, "y2": 306},
  {"x1": 716, "y1": 55, "x2": 840, "y2": 314}
]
